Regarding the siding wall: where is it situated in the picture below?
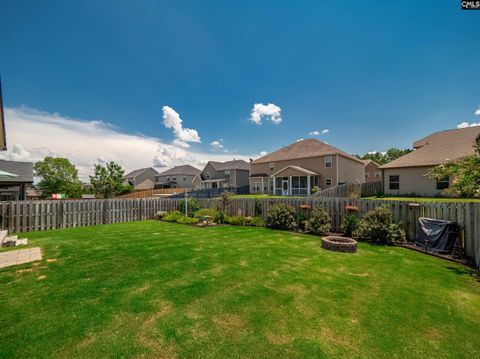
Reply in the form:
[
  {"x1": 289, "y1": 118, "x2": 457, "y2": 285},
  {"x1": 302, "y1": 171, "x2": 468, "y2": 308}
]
[{"x1": 383, "y1": 166, "x2": 443, "y2": 197}]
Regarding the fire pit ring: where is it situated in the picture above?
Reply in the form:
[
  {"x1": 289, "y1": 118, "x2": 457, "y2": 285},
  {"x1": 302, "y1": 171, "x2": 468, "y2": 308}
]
[{"x1": 321, "y1": 236, "x2": 357, "y2": 253}]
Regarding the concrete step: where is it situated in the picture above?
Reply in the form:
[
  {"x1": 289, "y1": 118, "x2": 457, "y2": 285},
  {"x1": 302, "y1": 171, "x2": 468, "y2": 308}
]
[{"x1": 0, "y1": 230, "x2": 7, "y2": 244}]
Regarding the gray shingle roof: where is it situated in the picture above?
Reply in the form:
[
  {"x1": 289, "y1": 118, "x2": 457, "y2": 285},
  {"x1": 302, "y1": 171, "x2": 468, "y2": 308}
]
[
  {"x1": 253, "y1": 139, "x2": 363, "y2": 164},
  {"x1": 0, "y1": 160, "x2": 33, "y2": 183},
  {"x1": 381, "y1": 126, "x2": 480, "y2": 169},
  {"x1": 208, "y1": 160, "x2": 250, "y2": 171},
  {"x1": 123, "y1": 167, "x2": 158, "y2": 179},
  {"x1": 157, "y1": 165, "x2": 201, "y2": 177}
]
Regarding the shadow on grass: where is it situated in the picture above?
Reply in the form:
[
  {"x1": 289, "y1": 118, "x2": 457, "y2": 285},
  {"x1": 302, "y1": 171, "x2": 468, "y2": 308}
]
[{"x1": 444, "y1": 265, "x2": 480, "y2": 282}]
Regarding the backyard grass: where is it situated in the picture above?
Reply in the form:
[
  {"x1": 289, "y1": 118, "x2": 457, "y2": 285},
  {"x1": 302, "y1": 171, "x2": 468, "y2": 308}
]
[
  {"x1": 1, "y1": 222, "x2": 480, "y2": 358},
  {"x1": 364, "y1": 196, "x2": 480, "y2": 203}
]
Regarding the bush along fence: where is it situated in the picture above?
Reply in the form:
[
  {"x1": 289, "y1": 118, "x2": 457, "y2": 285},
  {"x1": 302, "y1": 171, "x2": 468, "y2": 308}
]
[{"x1": 0, "y1": 197, "x2": 478, "y2": 268}]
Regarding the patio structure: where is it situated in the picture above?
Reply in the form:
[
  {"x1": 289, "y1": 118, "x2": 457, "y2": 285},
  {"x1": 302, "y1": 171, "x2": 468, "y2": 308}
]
[{"x1": 0, "y1": 160, "x2": 34, "y2": 201}]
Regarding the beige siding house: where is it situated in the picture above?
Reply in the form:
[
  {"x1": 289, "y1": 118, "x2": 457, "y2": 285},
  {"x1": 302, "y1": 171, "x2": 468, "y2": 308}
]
[
  {"x1": 123, "y1": 167, "x2": 159, "y2": 190},
  {"x1": 381, "y1": 126, "x2": 480, "y2": 196},
  {"x1": 250, "y1": 139, "x2": 365, "y2": 195},
  {"x1": 155, "y1": 165, "x2": 201, "y2": 189},
  {"x1": 362, "y1": 159, "x2": 381, "y2": 182},
  {"x1": 194, "y1": 160, "x2": 250, "y2": 189}
]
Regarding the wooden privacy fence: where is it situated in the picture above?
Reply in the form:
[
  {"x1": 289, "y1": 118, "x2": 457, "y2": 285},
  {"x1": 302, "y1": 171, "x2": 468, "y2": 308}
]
[
  {"x1": 0, "y1": 197, "x2": 478, "y2": 268},
  {"x1": 116, "y1": 188, "x2": 187, "y2": 199},
  {"x1": 314, "y1": 181, "x2": 382, "y2": 198}
]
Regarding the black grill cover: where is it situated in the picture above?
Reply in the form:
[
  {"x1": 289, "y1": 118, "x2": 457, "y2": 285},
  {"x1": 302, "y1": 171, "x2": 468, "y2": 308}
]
[{"x1": 415, "y1": 217, "x2": 459, "y2": 254}]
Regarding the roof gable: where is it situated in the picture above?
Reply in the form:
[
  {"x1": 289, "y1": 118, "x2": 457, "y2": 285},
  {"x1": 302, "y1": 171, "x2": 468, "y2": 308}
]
[
  {"x1": 253, "y1": 139, "x2": 363, "y2": 164},
  {"x1": 123, "y1": 167, "x2": 158, "y2": 179},
  {"x1": 157, "y1": 165, "x2": 201, "y2": 177}
]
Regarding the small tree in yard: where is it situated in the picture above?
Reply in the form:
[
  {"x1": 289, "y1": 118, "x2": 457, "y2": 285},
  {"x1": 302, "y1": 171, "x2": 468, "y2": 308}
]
[
  {"x1": 34, "y1": 157, "x2": 82, "y2": 198},
  {"x1": 218, "y1": 191, "x2": 234, "y2": 212},
  {"x1": 427, "y1": 144, "x2": 480, "y2": 198},
  {"x1": 90, "y1": 161, "x2": 129, "y2": 198},
  {"x1": 353, "y1": 206, "x2": 405, "y2": 244}
]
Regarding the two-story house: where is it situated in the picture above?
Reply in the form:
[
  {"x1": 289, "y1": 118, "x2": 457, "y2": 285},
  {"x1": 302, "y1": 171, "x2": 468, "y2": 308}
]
[
  {"x1": 123, "y1": 167, "x2": 159, "y2": 190},
  {"x1": 154, "y1": 165, "x2": 201, "y2": 189},
  {"x1": 249, "y1": 139, "x2": 365, "y2": 195},
  {"x1": 193, "y1": 160, "x2": 250, "y2": 189}
]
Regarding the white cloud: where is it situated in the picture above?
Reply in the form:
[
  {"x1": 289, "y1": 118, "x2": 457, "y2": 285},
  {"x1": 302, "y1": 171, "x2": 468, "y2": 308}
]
[
  {"x1": 475, "y1": 106, "x2": 480, "y2": 116},
  {"x1": 296, "y1": 138, "x2": 304, "y2": 142},
  {"x1": 0, "y1": 106, "x2": 253, "y2": 180},
  {"x1": 457, "y1": 121, "x2": 480, "y2": 129},
  {"x1": 249, "y1": 103, "x2": 282, "y2": 125},
  {"x1": 210, "y1": 139, "x2": 224, "y2": 150},
  {"x1": 259, "y1": 150, "x2": 267, "y2": 156},
  {"x1": 309, "y1": 129, "x2": 329, "y2": 136},
  {"x1": 162, "y1": 106, "x2": 201, "y2": 148}
]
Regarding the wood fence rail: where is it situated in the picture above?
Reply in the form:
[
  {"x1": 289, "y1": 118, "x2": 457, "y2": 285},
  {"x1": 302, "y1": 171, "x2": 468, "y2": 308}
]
[{"x1": 0, "y1": 197, "x2": 478, "y2": 268}]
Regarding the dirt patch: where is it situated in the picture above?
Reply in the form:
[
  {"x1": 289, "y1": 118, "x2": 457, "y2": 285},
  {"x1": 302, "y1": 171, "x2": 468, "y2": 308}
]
[
  {"x1": 145, "y1": 303, "x2": 172, "y2": 325},
  {"x1": 213, "y1": 313, "x2": 245, "y2": 332},
  {"x1": 37, "y1": 275, "x2": 47, "y2": 280},
  {"x1": 46, "y1": 258, "x2": 57, "y2": 263},
  {"x1": 265, "y1": 331, "x2": 293, "y2": 345},
  {"x1": 239, "y1": 259, "x2": 248, "y2": 267}
]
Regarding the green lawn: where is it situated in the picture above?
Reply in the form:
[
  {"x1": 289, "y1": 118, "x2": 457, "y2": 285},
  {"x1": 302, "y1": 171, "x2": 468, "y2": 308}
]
[
  {"x1": 364, "y1": 196, "x2": 480, "y2": 203},
  {"x1": 1, "y1": 222, "x2": 480, "y2": 358}
]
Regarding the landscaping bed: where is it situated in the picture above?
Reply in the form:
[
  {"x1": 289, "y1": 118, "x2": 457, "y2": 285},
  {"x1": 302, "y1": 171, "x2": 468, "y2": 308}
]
[{"x1": 1, "y1": 221, "x2": 479, "y2": 358}]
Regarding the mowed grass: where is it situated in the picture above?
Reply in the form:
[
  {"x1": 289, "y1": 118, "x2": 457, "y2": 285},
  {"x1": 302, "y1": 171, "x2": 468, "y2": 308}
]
[{"x1": 1, "y1": 222, "x2": 480, "y2": 358}]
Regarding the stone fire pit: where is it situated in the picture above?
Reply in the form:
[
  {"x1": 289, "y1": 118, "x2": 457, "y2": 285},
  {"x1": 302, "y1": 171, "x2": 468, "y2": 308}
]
[{"x1": 321, "y1": 236, "x2": 357, "y2": 253}]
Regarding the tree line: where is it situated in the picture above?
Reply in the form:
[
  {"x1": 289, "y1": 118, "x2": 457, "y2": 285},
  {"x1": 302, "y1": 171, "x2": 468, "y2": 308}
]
[
  {"x1": 34, "y1": 157, "x2": 133, "y2": 199},
  {"x1": 354, "y1": 148, "x2": 413, "y2": 165}
]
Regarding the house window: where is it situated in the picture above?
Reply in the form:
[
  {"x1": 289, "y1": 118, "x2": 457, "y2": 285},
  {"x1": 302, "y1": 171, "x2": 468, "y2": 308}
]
[
  {"x1": 375, "y1": 171, "x2": 381, "y2": 178},
  {"x1": 325, "y1": 178, "x2": 332, "y2": 186},
  {"x1": 183, "y1": 176, "x2": 186, "y2": 181},
  {"x1": 205, "y1": 173, "x2": 210, "y2": 179},
  {"x1": 166, "y1": 176, "x2": 170, "y2": 182},
  {"x1": 172, "y1": 177, "x2": 176, "y2": 181},
  {"x1": 436, "y1": 177, "x2": 449, "y2": 190},
  {"x1": 325, "y1": 156, "x2": 333, "y2": 168},
  {"x1": 389, "y1": 175, "x2": 400, "y2": 190},
  {"x1": 269, "y1": 163, "x2": 275, "y2": 171},
  {"x1": 224, "y1": 170, "x2": 230, "y2": 178}
]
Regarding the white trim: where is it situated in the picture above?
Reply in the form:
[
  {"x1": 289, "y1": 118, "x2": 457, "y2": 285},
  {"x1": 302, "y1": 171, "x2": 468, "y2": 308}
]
[
  {"x1": 325, "y1": 155, "x2": 333, "y2": 168},
  {"x1": 336, "y1": 154, "x2": 339, "y2": 185}
]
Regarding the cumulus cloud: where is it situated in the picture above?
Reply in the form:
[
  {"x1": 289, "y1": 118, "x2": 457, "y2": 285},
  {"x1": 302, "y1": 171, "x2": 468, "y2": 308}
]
[
  {"x1": 210, "y1": 139, "x2": 224, "y2": 150},
  {"x1": 0, "y1": 106, "x2": 252, "y2": 180},
  {"x1": 259, "y1": 150, "x2": 267, "y2": 156},
  {"x1": 162, "y1": 106, "x2": 201, "y2": 148},
  {"x1": 249, "y1": 103, "x2": 282, "y2": 125},
  {"x1": 308, "y1": 129, "x2": 329, "y2": 136},
  {"x1": 457, "y1": 122, "x2": 480, "y2": 129},
  {"x1": 475, "y1": 106, "x2": 480, "y2": 116}
]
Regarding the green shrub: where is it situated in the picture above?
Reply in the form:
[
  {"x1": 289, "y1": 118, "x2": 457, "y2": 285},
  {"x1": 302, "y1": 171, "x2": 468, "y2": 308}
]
[
  {"x1": 353, "y1": 206, "x2": 405, "y2": 244},
  {"x1": 266, "y1": 204, "x2": 297, "y2": 230},
  {"x1": 154, "y1": 210, "x2": 167, "y2": 220},
  {"x1": 249, "y1": 216, "x2": 266, "y2": 227},
  {"x1": 178, "y1": 198, "x2": 200, "y2": 217},
  {"x1": 176, "y1": 216, "x2": 199, "y2": 225},
  {"x1": 194, "y1": 208, "x2": 218, "y2": 219},
  {"x1": 254, "y1": 199, "x2": 262, "y2": 217},
  {"x1": 214, "y1": 211, "x2": 230, "y2": 224},
  {"x1": 341, "y1": 214, "x2": 358, "y2": 237},
  {"x1": 304, "y1": 206, "x2": 331, "y2": 235},
  {"x1": 228, "y1": 215, "x2": 245, "y2": 226},
  {"x1": 296, "y1": 211, "x2": 309, "y2": 231},
  {"x1": 162, "y1": 211, "x2": 184, "y2": 222}
]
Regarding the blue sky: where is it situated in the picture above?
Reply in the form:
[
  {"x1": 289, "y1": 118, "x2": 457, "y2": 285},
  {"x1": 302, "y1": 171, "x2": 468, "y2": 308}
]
[{"x1": 0, "y1": 1, "x2": 479, "y2": 176}]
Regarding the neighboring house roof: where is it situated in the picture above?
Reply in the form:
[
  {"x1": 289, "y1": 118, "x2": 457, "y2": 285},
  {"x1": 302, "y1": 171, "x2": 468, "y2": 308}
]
[
  {"x1": 123, "y1": 167, "x2": 158, "y2": 179},
  {"x1": 272, "y1": 165, "x2": 318, "y2": 177},
  {"x1": 0, "y1": 160, "x2": 33, "y2": 183},
  {"x1": 361, "y1": 159, "x2": 381, "y2": 167},
  {"x1": 157, "y1": 165, "x2": 201, "y2": 177},
  {"x1": 206, "y1": 160, "x2": 250, "y2": 171},
  {"x1": 253, "y1": 139, "x2": 363, "y2": 164},
  {"x1": 381, "y1": 126, "x2": 480, "y2": 169}
]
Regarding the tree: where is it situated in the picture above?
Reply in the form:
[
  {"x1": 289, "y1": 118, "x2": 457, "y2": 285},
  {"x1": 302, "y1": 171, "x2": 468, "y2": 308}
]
[
  {"x1": 89, "y1": 161, "x2": 130, "y2": 198},
  {"x1": 426, "y1": 144, "x2": 480, "y2": 198},
  {"x1": 355, "y1": 148, "x2": 413, "y2": 165},
  {"x1": 34, "y1": 157, "x2": 82, "y2": 198}
]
